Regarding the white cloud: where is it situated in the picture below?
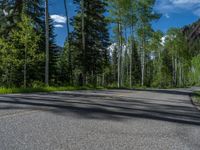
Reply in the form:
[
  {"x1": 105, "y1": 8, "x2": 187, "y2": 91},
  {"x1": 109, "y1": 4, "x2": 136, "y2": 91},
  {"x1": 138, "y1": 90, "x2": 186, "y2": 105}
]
[
  {"x1": 54, "y1": 24, "x2": 64, "y2": 28},
  {"x1": 164, "y1": 13, "x2": 170, "y2": 18},
  {"x1": 170, "y1": 0, "x2": 200, "y2": 5},
  {"x1": 50, "y1": 15, "x2": 66, "y2": 23},
  {"x1": 155, "y1": 0, "x2": 200, "y2": 17}
]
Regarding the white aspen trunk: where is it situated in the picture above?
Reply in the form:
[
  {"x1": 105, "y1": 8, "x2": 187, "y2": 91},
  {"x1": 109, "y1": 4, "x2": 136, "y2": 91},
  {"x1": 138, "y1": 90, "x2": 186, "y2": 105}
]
[
  {"x1": 159, "y1": 50, "x2": 161, "y2": 87},
  {"x1": 172, "y1": 55, "x2": 175, "y2": 86},
  {"x1": 102, "y1": 73, "x2": 105, "y2": 87},
  {"x1": 130, "y1": 12, "x2": 135, "y2": 88},
  {"x1": 141, "y1": 46, "x2": 145, "y2": 86},
  {"x1": 24, "y1": 40, "x2": 27, "y2": 88},
  {"x1": 175, "y1": 56, "x2": 177, "y2": 87},
  {"x1": 179, "y1": 60, "x2": 182, "y2": 87},
  {"x1": 130, "y1": 25, "x2": 134, "y2": 88},
  {"x1": 130, "y1": 45, "x2": 132, "y2": 88},
  {"x1": 117, "y1": 22, "x2": 121, "y2": 88},
  {"x1": 120, "y1": 24, "x2": 123, "y2": 87},
  {"x1": 141, "y1": 28, "x2": 145, "y2": 87}
]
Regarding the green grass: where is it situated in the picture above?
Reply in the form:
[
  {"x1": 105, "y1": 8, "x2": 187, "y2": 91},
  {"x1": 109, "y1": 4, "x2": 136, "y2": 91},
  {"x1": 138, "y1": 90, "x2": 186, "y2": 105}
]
[
  {"x1": 0, "y1": 86, "x2": 106, "y2": 94},
  {"x1": 193, "y1": 91, "x2": 200, "y2": 105},
  {"x1": 0, "y1": 85, "x2": 155, "y2": 94}
]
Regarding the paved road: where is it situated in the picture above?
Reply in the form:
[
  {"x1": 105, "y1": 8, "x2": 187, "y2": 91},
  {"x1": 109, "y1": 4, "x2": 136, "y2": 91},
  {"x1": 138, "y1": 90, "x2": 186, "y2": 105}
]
[{"x1": 0, "y1": 89, "x2": 200, "y2": 150}]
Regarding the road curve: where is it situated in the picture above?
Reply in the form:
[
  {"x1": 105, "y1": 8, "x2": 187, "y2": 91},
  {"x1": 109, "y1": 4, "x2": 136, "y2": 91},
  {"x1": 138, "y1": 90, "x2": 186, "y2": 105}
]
[{"x1": 0, "y1": 89, "x2": 200, "y2": 150}]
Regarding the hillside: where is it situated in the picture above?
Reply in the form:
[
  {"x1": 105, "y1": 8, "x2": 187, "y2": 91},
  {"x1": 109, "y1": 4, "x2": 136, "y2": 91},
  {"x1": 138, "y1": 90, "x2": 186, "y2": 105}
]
[{"x1": 183, "y1": 19, "x2": 200, "y2": 41}]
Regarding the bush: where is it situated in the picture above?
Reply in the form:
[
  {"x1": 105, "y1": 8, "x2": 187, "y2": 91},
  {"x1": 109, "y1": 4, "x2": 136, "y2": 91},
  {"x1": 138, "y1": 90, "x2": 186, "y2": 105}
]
[{"x1": 31, "y1": 81, "x2": 45, "y2": 88}]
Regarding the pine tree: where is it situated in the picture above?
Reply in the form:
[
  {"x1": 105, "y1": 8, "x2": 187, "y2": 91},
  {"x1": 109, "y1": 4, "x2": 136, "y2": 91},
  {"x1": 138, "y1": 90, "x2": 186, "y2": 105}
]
[
  {"x1": 0, "y1": 0, "x2": 44, "y2": 36},
  {"x1": 49, "y1": 18, "x2": 60, "y2": 85},
  {"x1": 64, "y1": 0, "x2": 72, "y2": 84},
  {"x1": 71, "y1": 0, "x2": 110, "y2": 85},
  {"x1": 131, "y1": 40, "x2": 141, "y2": 86},
  {"x1": 0, "y1": 0, "x2": 19, "y2": 36}
]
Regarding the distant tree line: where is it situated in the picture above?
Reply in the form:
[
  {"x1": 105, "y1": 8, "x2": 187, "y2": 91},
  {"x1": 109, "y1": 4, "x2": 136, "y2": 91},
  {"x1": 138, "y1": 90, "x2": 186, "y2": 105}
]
[{"x1": 0, "y1": 0, "x2": 200, "y2": 88}]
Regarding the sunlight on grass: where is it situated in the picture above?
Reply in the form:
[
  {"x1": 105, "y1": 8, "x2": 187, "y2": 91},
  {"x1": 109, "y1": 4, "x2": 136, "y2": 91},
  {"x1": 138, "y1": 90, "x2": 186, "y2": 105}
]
[
  {"x1": 0, "y1": 85, "x2": 151, "y2": 94},
  {"x1": 0, "y1": 86, "x2": 106, "y2": 94}
]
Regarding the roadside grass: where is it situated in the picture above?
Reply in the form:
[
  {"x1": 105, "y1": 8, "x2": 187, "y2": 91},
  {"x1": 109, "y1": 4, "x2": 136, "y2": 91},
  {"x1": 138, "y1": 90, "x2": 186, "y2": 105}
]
[
  {"x1": 193, "y1": 91, "x2": 200, "y2": 105},
  {"x1": 0, "y1": 85, "x2": 168, "y2": 94},
  {"x1": 0, "y1": 86, "x2": 106, "y2": 94}
]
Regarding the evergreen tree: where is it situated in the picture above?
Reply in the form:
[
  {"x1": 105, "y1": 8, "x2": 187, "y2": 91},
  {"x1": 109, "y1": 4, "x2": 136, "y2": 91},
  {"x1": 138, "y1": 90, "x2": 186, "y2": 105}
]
[
  {"x1": 49, "y1": 18, "x2": 60, "y2": 85},
  {"x1": 71, "y1": 0, "x2": 110, "y2": 85},
  {"x1": 131, "y1": 40, "x2": 141, "y2": 86}
]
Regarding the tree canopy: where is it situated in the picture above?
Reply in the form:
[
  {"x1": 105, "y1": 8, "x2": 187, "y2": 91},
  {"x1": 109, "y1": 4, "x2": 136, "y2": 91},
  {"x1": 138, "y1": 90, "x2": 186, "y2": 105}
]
[{"x1": 0, "y1": 0, "x2": 199, "y2": 88}]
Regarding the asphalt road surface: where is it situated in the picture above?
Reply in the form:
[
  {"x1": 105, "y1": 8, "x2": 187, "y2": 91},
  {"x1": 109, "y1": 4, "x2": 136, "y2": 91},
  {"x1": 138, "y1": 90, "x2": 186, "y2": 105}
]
[{"x1": 0, "y1": 89, "x2": 200, "y2": 150}]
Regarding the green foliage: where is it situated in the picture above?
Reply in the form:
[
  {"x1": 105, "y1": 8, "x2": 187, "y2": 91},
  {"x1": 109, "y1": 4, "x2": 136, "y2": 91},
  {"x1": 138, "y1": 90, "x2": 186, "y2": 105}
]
[
  {"x1": 0, "y1": 38, "x2": 17, "y2": 87},
  {"x1": 189, "y1": 55, "x2": 200, "y2": 85},
  {"x1": 0, "y1": 14, "x2": 44, "y2": 87},
  {"x1": 0, "y1": 0, "x2": 200, "y2": 90},
  {"x1": 49, "y1": 17, "x2": 61, "y2": 85},
  {"x1": 0, "y1": 1, "x2": 60, "y2": 88},
  {"x1": 69, "y1": 0, "x2": 110, "y2": 85},
  {"x1": 192, "y1": 91, "x2": 200, "y2": 105},
  {"x1": 0, "y1": 86, "x2": 106, "y2": 94}
]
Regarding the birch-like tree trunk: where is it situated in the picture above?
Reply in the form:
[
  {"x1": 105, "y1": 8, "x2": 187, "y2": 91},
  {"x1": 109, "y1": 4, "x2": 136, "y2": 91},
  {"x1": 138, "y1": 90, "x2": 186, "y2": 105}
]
[
  {"x1": 130, "y1": 25, "x2": 134, "y2": 88},
  {"x1": 141, "y1": 36, "x2": 145, "y2": 86},
  {"x1": 117, "y1": 22, "x2": 122, "y2": 88},
  {"x1": 24, "y1": 40, "x2": 27, "y2": 88}
]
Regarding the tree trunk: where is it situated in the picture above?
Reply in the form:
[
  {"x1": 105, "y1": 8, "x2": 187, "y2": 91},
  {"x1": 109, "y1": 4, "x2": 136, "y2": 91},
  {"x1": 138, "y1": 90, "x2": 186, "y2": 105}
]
[
  {"x1": 141, "y1": 28, "x2": 145, "y2": 87},
  {"x1": 102, "y1": 73, "x2": 105, "y2": 87},
  {"x1": 81, "y1": 0, "x2": 86, "y2": 85},
  {"x1": 117, "y1": 22, "x2": 123, "y2": 88},
  {"x1": 45, "y1": 0, "x2": 49, "y2": 86},
  {"x1": 179, "y1": 60, "x2": 182, "y2": 87},
  {"x1": 130, "y1": 26, "x2": 134, "y2": 88},
  {"x1": 24, "y1": 41, "x2": 27, "y2": 88},
  {"x1": 175, "y1": 56, "x2": 177, "y2": 87},
  {"x1": 64, "y1": 0, "x2": 72, "y2": 84},
  {"x1": 172, "y1": 55, "x2": 175, "y2": 86},
  {"x1": 141, "y1": 44, "x2": 145, "y2": 86},
  {"x1": 120, "y1": 24, "x2": 123, "y2": 87},
  {"x1": 117, "y1": 22, "x2": 121, "y2": 88}
]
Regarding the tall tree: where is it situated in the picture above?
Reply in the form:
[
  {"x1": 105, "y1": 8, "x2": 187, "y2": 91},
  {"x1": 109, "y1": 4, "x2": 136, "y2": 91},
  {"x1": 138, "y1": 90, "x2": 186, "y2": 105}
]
[
  {"x1": 45, "y1": 0, "x2": 49, "y2": 85},
  {"x1": 108, "y1": 0, "x2": 125, "y2": 87},
  {"x1": 71, "y1": 0, "x2": 110, "y2": 85},
  {"x1": 64, "y1": 0, "x2": 72, "y2": 84},
  {"x1": 137, "y1": 0, "x2": 160, "y2": 86},
  {"x1": 81, "y1": 0, "x2": 86, "y2": 84},
  {"x1": 49, "y1": 18, "x2": 60, "y2": 85},
  {"x1": 0, "y1": 14, "x2": 42, "y2": 87}
]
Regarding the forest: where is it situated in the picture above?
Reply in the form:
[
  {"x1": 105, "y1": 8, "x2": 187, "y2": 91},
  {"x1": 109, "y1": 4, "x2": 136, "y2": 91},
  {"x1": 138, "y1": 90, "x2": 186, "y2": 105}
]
[{"x1": 0, "y1": 0, "x2": 200, "y2": 89}]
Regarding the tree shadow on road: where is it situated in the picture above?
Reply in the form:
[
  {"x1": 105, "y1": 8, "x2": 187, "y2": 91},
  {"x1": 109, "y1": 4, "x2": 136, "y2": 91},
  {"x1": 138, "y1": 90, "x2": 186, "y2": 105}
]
[
  {"x1": 130, "y1": 88, "x2": 192, "y2": 96},
  {"x1": 0, "y1": 90, "x2": 200, "y2": 126}
]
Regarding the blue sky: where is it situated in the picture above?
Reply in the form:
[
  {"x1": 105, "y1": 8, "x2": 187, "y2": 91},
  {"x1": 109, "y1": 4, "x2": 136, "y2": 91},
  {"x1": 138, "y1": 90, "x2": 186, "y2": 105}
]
[{"x1": 49, "y1": 0, "x2": 200, "y2": 47}]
